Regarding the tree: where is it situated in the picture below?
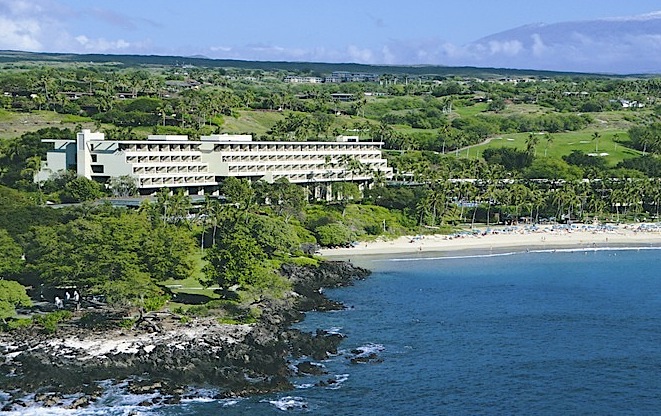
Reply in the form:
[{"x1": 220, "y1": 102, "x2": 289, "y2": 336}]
[
  {"x1": 0, "y1": 280, "x2": 31, "y2": 323},
  {"x1": 26, "y1": 212, "x2": 171, "y2": 305},
  {"x1": 483, "y1": 147, "x2": 533, "y2": 171},
  {"x1": 314, "y1": 223, "x2": 352, "y2": 247},
  {"x1": 544, "y1": 133, "x2": 554, "y2": 157},
  {"x1": 143, "y1": 188, "x2": 192, "y2": 225},
  {"x1": 525, "y1": 133, "x2": 540, "y2": 157},
  {"x1": 553, "y1": 182, "x2": 581, "y2": 221},
  {"x1": 0, "y1": 229, "x2": 23, "y2": 279},
  {"x1": 107, "y1": 175, "x2": 138, "y2": 197},
  {"x1": 417, "y1": 182, "x2": 450, "y2": 226},
  {"x1": 202, "y1": 222, "x2": 269, "y2": 289},
  {"x1": 246, "y1": 214, "x2": 301, "y2": 256},
  {"x1": 592, "y1": 131, "x2": 601, "y2": 153},
  {"x1": 222, "y1": 177, "x2": 255, "y2": 212},
  {"x1": 141, "y1": 223, "x2": 197, "y2": 282},
  {"x1": 487, "y1": 97, "x2": 506, "y2": 112},
  {"x1": 61, "y1": 176, "x2": 104, "y2": 202},
  {"x1": 267, "y1": 178, "x2": 308, "y2": 223}
]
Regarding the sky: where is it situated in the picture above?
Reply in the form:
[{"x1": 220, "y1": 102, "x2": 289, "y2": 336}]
[{"x1": 2, "y1": 0, "x2": 661, "y2": 73}]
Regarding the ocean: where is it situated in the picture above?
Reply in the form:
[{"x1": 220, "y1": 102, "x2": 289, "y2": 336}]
[{"x1": 10, "y1": 247, "x2": 661, "y2": 415}]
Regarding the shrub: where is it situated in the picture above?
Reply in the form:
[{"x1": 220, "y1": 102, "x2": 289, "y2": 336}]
[
  {"x1": 33, "y1": 310, "x2": 72, "y2": 333},
  {"x1": 118, "y1": 318, "x2": 136, "y2": 329},
  {"x1": 286, "y1": 256, "x2": 320, "y2": 267},
  {"x1": 143, "y1": 295, "x2": 170, "y2": 312},
  {"x1": 314, "y1": 223, "x2": 352, "y2": 247},
  {"x1": 3, "y1": 317, "x2": 32, "y2": 331}
]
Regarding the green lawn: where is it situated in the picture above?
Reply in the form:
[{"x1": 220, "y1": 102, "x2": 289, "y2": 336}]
[
  {"x1": 220, "y1": 110, "x2": 284, "y2": 136},
  {"x1": 453, "y1": 102, "x2": 489, "y2": 117},
  {"x1": 0, "y1": 110, "x2": 96, "y2": 140},
  {"x1": 158, "y1": 251, "x2": 218, "y2": 298},
  {"x1": 466, "y1": 130, "x2": 640, "y2": 166}
]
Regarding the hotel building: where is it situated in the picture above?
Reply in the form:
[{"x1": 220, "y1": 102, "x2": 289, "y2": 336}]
[{"x1": 36, "y1": 130, "x2": 392, "y2": 200}]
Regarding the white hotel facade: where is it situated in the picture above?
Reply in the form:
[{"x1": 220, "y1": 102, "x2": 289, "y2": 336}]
[{"x1": 36, "y1": 130, "x2": 393, "y2": 199}]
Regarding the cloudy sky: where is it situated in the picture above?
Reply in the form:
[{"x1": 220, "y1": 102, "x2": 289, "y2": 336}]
[{"x1": 2, "y1": 0, "x2": 661, "y2": 73}]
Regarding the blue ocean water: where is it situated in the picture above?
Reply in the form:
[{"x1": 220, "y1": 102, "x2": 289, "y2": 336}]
[{"x1": 14, "y1": 248, "x2": 661, "y2": 415}]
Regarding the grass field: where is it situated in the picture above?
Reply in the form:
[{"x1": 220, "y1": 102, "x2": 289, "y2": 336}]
[
  {"x1": 465, "y1": 130, "x2": 640, "y2": 166},
  {"x1": 158, "y1": 251, "x2": 218, "y2": 299},
  {"x1": 0, "y1": 110, "x2": 96, "y2": 139},
  {"x1": 220, "y1": 110, "x2": 283, "y2": 136}
]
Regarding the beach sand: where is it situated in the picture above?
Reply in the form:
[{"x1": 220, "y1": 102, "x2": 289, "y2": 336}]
[{"x1": 319, "y1": 223, "x2": 661, "y2": 258}]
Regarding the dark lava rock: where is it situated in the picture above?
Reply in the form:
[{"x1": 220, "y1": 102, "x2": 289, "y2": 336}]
[
  {"x1": 349, "y1": 352, "x2": 383, "y2": 364},
  {"x1": 281, "y1": 262, "x2": 370, "y2": 313},
  {"x1": 0, "y1": 260, "x2": 370, "y2": 408},
  {"x1": 68, "y1": 396, "x2": 91, "y2": 409},
  {"x1": 296, "y1": 361, "x2": 327, "y2": 376},
  {"x1": 162, "y1": 395, "x2": 181, "y2": 405}
]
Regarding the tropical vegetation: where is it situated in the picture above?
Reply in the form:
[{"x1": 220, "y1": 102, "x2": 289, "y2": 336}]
[{"x1": 2, "y1": 57, "x2": 661, "y2": 329}]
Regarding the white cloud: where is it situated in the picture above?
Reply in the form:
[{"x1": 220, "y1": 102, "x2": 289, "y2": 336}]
[
  {"x1": 531, "y1": 34, "x2": 546, "y2": 57},
  {"x1": 75, "y1": 35, "x2": 131, "y2": 52},
  {"x1": 0, "y1": 15, "x2": 42, "y2": 50},
  {"x1": 0, "y1": 0, "x2": 150, "y2": 54},
  {"x1": 381, "y1": 45, "x2": 395, "y2": 64},
  {"x1": 486, "y1": 40, "x2": 523, "y2": 56},
  {"x1": 346, "y1": 45, "x2": 374, "y2": 63}
]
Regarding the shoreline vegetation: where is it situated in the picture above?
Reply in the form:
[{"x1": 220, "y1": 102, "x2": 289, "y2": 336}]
[
  {"x1": 319, "y1": 223, "x2": 661, "y2": 258},
  {"x1": 0, "y1": 261, "x2": 370, "y2": 412}
]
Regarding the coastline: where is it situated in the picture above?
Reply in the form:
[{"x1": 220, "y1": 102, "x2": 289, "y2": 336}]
[
  {"x1": 318, "y1": 223, "x2": 661, "y2": 259},
  {"x1": 0, "y1": 261, "x2": 370, "y2": 412}
]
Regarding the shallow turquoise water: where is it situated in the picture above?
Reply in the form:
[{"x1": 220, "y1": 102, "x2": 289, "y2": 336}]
[{"x1": 14, "y1": 248, "x2": 661, "y2": 415}]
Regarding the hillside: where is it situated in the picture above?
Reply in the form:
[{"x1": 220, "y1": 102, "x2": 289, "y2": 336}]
[{"x1": 0, "y1": 50, "x2": 615, "y2": 79}]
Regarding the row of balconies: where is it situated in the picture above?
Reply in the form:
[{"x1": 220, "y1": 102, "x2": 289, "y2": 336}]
[
  {"x1": 223, "y1": 160, "x2": 387, "y2": 170},
  {"x1": 120, "y1": 144, "x2": 199, "y2": 153},
  {"x1": 221, "y1": 153, "x2": 383, "y2": 163},
  {"x1": 269, "y1": 172, "x2": 372, "y2": 183},
  {"x1": 227, "y1": 164, "x2": 374, "y2": 178},
  {"x1": 228, "y1": 162, "x2": 371, "y2": 172},
  {"x1": 214, "y1": 144, "x2": 380, "y2": 152},
  {"x1": 133, "y1": 165, "x2": 210, "y2": 175},
  {"x1": 126, "y1": 155, "x2": 203, "y2": 163},
  {"x1": 139, "y1": 175, "x2": 216, "y2": 186}
]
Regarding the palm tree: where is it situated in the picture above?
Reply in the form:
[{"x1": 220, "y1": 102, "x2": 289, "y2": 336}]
[
  {"x1": 527, "y1": 186, "x2": 546, "y2": 223},
  {"x1": 553, "y1": 183, "x2": 579, "y2": 221},
  {"x1": 509, "y1": 183, "x2": 530, "y2": 221},
  {"x1": 646, "y1": 179, "x2": 661, "y2": 220},
  {"x1": 592, "y1": 131, "x2": 601, "y2": 153},
  {"x1": 418, "y1": 183, "x2": 447, "y2": 226},
  {"x1": 609, "y1": 187, "x2": 628, "y2": 222},
  {"x1": 453, "y1": 181, "x2": 477, "y2": 223},
  {"x1": 526, "y1": 133, "x2": 540, "y2": 156},
  {"x1": 544, "y1": 133, "x2": 554, "y2": 157}
]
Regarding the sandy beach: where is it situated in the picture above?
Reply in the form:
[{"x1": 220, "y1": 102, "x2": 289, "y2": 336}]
[{"x1": 319, "y1": 223, "x2": 661, "y2": 258}]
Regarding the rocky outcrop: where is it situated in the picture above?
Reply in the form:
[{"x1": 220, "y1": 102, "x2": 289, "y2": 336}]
[
  {"x1": 0, "y1": 261, "x2": 370, "y2": 411},
  {"x1": 282, "y1": 261, "x2": 370, "y2": 313}
]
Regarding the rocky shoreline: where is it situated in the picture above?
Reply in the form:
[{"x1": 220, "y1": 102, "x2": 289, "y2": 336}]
[{"x1": 0, "y1": 261, "x2": 370, "y2": 412}]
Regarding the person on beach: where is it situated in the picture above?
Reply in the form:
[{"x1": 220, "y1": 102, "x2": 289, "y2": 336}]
[
  {"x1": 55, "y1": 296, "x2": 63, "y2": 309},
  {"x1": 73, "y1": 290, "x2": 81, "y2": 310}
]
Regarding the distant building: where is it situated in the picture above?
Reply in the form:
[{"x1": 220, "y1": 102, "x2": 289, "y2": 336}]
[
  {"x1": 283, "y1": 75, "x2": 324, "y2": 84},
  {"x1": 36, "y1": 130, "x2": 393, "y2": 200},
  {"x1": 330, "y1": 93, "x2": 355, "y2": 102},
  {"x1": 325, "y1": 71, "x2": 379, "y2": 83}
]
